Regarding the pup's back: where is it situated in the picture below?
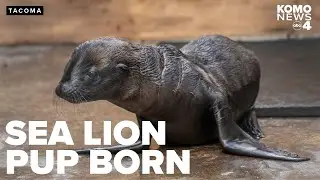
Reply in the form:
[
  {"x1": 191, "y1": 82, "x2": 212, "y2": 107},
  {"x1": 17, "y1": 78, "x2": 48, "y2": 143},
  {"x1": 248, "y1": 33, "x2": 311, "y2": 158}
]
[{"x1": 181, "y1": 35, "x2": 260, "y2": 93}]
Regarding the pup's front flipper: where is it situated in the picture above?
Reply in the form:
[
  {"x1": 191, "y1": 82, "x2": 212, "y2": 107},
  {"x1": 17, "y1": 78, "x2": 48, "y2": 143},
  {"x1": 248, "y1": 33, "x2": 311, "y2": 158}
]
[{"x1": 212, "y1": 95, "x2": 310, "y2": 162}]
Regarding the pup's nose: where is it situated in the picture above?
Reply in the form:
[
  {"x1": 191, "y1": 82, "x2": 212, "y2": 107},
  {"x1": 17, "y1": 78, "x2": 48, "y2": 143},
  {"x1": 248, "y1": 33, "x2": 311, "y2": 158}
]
[
  {"x1": 55, "y1": 83, "x2": 63, "y2": 97},
  {"x1": 55, "y1": 83, "x2": 71, "y2": 97},
  {"x1": 55, "y1": 82, "x2": 78, "y2": 103}
]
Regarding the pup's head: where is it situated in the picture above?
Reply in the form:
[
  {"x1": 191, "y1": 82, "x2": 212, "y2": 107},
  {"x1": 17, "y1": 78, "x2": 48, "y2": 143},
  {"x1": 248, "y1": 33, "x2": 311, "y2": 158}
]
[{"x1": 55, "y1": 37, "x2": 142, "y2": 103}]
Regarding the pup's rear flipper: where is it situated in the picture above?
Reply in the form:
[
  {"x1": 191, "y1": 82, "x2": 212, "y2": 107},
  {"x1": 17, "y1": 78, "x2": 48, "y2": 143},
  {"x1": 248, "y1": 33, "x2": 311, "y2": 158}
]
[
  {"x1": 238, "y1": 109, "x2": 264, "y2": 140},
  {"x1": 212, "y1": 96, "x2": 310, "y2": 162}
]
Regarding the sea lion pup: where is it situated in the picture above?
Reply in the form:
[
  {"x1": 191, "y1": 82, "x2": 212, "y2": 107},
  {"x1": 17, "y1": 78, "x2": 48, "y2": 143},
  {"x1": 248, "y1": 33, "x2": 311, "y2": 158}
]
[{"x1": 55, "y1": 35, "x2": 309, "y2": 161}]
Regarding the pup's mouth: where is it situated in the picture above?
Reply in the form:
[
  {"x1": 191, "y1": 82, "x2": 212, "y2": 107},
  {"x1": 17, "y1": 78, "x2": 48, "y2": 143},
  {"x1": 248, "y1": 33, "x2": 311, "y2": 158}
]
[
  {"x1": 55, "y1": 84, "x2": 88, "y2": 104},
  {"x1": 59, "y1": 95, "x2": 83, "y2": 104}
]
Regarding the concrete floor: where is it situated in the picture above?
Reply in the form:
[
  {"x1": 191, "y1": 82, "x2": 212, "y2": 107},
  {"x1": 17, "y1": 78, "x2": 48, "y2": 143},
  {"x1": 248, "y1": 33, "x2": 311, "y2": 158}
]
[{"x1": 0, "y1": 45, "x2": 319, "y2": 179}]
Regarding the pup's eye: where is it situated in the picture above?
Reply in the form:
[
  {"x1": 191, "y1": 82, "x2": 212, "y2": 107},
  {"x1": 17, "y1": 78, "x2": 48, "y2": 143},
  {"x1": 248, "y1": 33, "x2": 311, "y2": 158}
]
[
  {"x1": 116, "y1": 63, "x2": 129, "y2": 71},
  {"x1": 85, "y1": 72, "x2": 95, "y2": 80}
]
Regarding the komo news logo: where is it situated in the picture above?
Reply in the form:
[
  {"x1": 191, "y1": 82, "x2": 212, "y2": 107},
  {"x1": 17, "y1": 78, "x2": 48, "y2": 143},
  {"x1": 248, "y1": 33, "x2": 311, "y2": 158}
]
[
  {"x1": 6, "y1": 6, "x2": 43, "y2": 15},
  {"x1": 277, "y1": 4, "x2": 312, "y2": 31}
]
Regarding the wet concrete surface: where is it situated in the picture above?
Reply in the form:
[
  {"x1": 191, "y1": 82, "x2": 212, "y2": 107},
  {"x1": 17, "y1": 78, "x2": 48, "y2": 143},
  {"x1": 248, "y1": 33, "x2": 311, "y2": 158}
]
[
  {"x1": 243, "y1": 39, "x2": 320, "y2": 108},
  {"x1": 0, "y1": 45, "x2": 319, "y2": 179}
]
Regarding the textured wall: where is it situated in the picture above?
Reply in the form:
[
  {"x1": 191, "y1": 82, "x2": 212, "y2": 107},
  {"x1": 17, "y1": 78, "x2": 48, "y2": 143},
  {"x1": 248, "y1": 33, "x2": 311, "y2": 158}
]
[{"x1": 1, "y1": 0, "x2": 319, "y2": 44}]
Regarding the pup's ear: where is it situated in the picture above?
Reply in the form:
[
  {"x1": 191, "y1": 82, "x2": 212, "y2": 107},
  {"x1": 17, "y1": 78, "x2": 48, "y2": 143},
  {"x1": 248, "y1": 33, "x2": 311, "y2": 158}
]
[{"x1": 116, "y1": 63, "x2": 129, "y2": 71}]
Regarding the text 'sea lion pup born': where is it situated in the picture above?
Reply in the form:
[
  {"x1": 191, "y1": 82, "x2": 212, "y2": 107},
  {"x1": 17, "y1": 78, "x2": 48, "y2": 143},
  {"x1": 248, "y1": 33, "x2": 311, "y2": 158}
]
[{"x1": 55, "y1": 35, "x2": 309, "y2": 161}]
